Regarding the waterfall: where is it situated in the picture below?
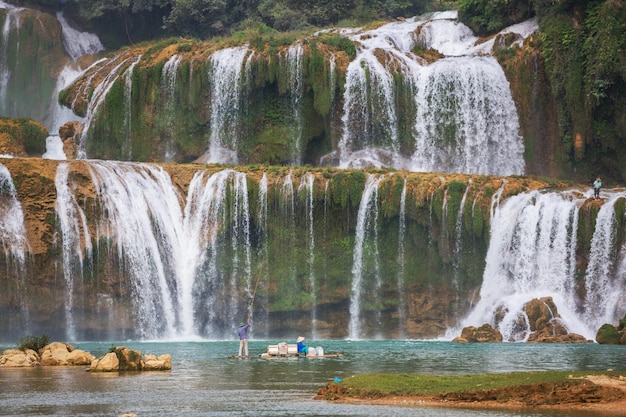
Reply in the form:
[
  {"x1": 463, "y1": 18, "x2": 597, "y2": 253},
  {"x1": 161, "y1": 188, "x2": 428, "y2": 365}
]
[
  {"x1": 255, "y1": 173, "x2": 269, "y2": 333},
  {"x1": 583, "y1": 194, "x2": 625, "y2": 327},
  {"x1": 335, "y1": 11, "x2": 529, "y2": 175},
  {"x1": 182, "y1": 169, "x2": 252, "y2": 338},
  {"x1": 338, "y1": 40, "x2": 400, "y2": 169},
  {"x1": 298, "y1": 172, "x2": 317, "y2": 337},
  {"x1": 45, "y1": 64, "x2": 85, "y2": 137},
  {"x1": 55, "y1": 163, "x2": 93, "y2": 340},
  {"x1": 0, "y1": 162, "x2": 30, "y2": 333},
  {"x1": 0, "y1": 163, "x2": 30, "y2": 264},
  {"x1": 160, "y1": 54, "x2": 182, "y2": 161},
  {"x1": 56, "y1": 11, "x2": 104, "y2": 60},
  {"x1": 396, "y1": 178, "x2": 407, "y2": 337},
  {"x1": 453, "y1": 189, "x2": 621, "y2": 341},
  {"x1": 410, "y1": 56, "x2": 524, "y2": 175},
  {"x1": 452, "y1": 180, "x2": 471, "y2": 287},
  {"x1": 203, "y1": 45, "x2": 252, "y2": 164},
  {"x1": 85, "y1": 163, "x2": 253, "y2": 340},
  {"x1": 282, "y1": 43, "x2": 304, "y2": 164},
  {"x1": 77, "y1": 54, "x2": 141, "y2": 159},
  {"x1": 121, "y1": 58, "x2": 140, "y2": 160},
  {"x1": 0, "y1": 3, "x2": 21, "y2": 116},
  {"x1": 349, "y1": 174, "x2": 383, "y2": 339}
]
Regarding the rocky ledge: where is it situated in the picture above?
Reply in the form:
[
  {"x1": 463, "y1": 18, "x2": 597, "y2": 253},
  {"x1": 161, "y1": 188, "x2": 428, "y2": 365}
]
[{"x1": 0, "y1": 342, "x2": 171, "y2": 371}]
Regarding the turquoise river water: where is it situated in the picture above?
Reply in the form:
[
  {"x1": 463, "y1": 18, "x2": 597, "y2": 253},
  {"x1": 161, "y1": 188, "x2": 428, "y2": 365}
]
[{"x1": 1, "y1": 340, "x2": 625, "y2": 416}]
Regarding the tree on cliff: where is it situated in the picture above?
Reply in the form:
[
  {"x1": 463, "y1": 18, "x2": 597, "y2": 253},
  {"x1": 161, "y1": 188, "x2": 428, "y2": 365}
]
[{"x1": 18, "y1": 0, "x2": 429, "y2": 46}]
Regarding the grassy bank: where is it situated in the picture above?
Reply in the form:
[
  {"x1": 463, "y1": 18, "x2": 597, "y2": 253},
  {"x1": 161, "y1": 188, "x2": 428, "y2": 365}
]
[{"x1": 319, "y1": 370, "x2": 626, "y2": 399}]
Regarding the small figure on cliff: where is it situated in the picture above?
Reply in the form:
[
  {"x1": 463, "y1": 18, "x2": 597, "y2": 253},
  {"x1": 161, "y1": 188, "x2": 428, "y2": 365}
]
[
  {"x1": 237, "y1": 320, "x2": 251, "y2": 358},
  {"x1": 593, "y1": 177, "x2": 602, "y2": 200},
  {"x1": 296, "y1": 336, "x2": 308, "y2": 355}
]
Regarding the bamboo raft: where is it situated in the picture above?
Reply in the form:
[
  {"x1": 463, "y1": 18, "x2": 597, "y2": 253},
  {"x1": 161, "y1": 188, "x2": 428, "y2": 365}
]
[{"x1": 259, "y1": 343, "x2": 343, "y2": 359}]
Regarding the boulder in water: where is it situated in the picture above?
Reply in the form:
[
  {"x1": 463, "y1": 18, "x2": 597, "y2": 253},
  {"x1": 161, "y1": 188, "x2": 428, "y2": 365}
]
[
  {"x1": 89, "y1": 347, "x2": 172, "y2": 372},
  {"x1": 89, "y1": 352, "x2": 120, "y2": 372},
  {"x1": 453, "y1": 323, "x2": 503, "y2": 343},
  {"x1": 0, "y1": 348, "x2": 40, "y2": 367},
  {"x1": 596, "y1": 314, "x2": 626, "y2": 345},
  {"x1": 143, "y1": 354, "x2": 172, "y2": 370}
]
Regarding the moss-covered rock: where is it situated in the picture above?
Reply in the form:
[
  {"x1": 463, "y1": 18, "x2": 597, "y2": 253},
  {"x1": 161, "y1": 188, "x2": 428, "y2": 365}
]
[
  {"x1": 595, "y1": 323, "x2": 621, "y2": 345},
  {"x1": 0, "y1": 118, "x2": 48, "y2": 156}
]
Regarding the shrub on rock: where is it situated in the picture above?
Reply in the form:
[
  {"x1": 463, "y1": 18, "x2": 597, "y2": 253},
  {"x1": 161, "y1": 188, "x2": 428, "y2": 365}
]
[{"x1": 596, "y1": 323, "x2": 621, "y2": 344}]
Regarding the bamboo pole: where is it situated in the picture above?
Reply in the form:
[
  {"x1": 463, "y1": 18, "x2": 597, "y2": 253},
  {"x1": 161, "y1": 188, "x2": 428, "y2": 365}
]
[{"x1": 247, "y1": 257, "x2": 264, "y2": 321}]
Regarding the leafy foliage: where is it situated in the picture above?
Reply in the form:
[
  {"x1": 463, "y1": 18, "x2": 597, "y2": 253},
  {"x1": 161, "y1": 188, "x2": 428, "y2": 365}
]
[
  {"x1": 57, "y1": 0, "x2": 436, "y2": 46},
  {"x1": 17, "y1": 334, "x2": 50, "y2": 352},
  {"x1": 457, "y1": 0, "x2": 534, "y2": 35}
]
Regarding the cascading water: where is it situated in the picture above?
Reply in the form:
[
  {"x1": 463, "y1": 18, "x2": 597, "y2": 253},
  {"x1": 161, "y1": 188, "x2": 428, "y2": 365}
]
[
  {"x1": 56, "y1": 11, "x2": 104, "y2": 61},
  {"x1": 0, "y1": 2, "x2": 21, "y2": 116},
  {"x1": 182, "y1": 169, "x2": 252, "y2": 338},
  {"x1": 452, "y1": 179, "x2": 471, "y2": 287},
  {"x1": 0, "y1": 163, "x2": 29, "y2": 264},
  {"x1": 396, "y1": 178, "x2": 407, "y2": 337},
  {"x1": 583, "y1": 194, "x2": 625, "y2": 327},
  {"x1": 160, "y1": 54, "x2": 182, "y2": 161},
  {"x1": 55, "y1": 163, "x2": 93, "y2": 341},
  {"x1": 203, "y1": 45, "x2": 252, "y2": 164},
  {"x1": 57, "y1": 162, "x2": 256, "y2": 340},
  {"x1": 411, "y1": 57, "x2": 524, "y2": 175},
  {"x1": 0, "y1": 162, "x2": 30, "y2": 332},
  {"x1": 281, "y1": 44, "x2": 304, "y2": 164},
  {"x1": 298, "y1": 172, "x2": 317, "y2": 337},
  {"x1": 120, "y1": 59, "x2": 139, "y2": 160},
  {"x1": 453, "y1": 189, "x2": 626, "y2": 341},
  {"x1": 75, "y1": 53, "x2": 140, "y2": 159},
  {"x1": 338, "y1": 30, "x2": 401, "y2": 169},
  {"x1": 336, "y1": 12, "x2": 529, "y2": 175},
  {"x1": 349, "y1": 174, "x2": 384, "y2": 339}
]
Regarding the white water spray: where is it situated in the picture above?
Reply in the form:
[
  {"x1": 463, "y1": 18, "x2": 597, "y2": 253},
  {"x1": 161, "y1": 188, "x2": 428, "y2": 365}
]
[
  {"x1": 55, "y1": 163, "x2": 93, "y2": 340},
  {"x1": 349, "y1": 174, "x2": 384, "y2": 339},
  {"x1": 160, "y1": 54, "x2": 182, "y2": 161},
  {"x1": 56, "y1": 11, "x2": 104, "y2": 60},
  {"x1": 453, "y1": 189, "x2": 626, "y2": 341},
  {"x1": 298, "y1": 172, "x2": 317, "y2": 337},
  {"x1": 335, "y1": 12, "x2": 529, "y2": 175},
  {"x1": 77, "y1": 54, "x2": 141, "y2": 159},
  {"x1": 282, "y1": 43, "x2": 304, "y2": 164},
  {"x1": 203, "y1": 46, "x2": 252, "y2": 164}
]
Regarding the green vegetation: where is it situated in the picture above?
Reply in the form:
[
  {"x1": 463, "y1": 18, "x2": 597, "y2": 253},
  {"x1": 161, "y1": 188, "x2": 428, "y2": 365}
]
[
  {"x1": 17, "y1": 334, "x2": 50, "y2": 352},
  {"x1": 330, "y1": 371, "x2": 626, "y2": 398},
  {"x1": 457, "y1": 0, "x2": 626, "y2": 183},
  {"x1": 457, "y1": 0, "x2": 534, "y2": 35},
  {"x1": 595, "y1": 324, "x2": 621, "y2": 345},
  {"x1": 0, "y1": 118, "x2": 48, "y2": 156},
  {"x1": 32, "y1": 0, "x2": 441, "y2": 48}
]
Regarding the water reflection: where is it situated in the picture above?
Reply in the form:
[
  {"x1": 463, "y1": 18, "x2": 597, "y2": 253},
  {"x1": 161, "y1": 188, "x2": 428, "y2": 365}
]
[{"x1": 1, "y1": 340, "x2": 625, "y2": 416}]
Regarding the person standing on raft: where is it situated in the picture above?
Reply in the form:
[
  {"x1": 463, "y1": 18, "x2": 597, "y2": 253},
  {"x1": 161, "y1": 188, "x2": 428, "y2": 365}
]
[{"x1": 237, "y1": 320, "x2": 251, "y2": 358}]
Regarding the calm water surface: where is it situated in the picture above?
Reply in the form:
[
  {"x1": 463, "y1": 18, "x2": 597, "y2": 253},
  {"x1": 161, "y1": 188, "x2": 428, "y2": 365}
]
[{"x1": 1, "y1": 340, "x2": 625, "y2": 416}]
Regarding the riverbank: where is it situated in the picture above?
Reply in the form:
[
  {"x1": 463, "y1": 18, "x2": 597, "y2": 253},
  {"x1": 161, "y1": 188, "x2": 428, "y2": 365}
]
[{"x1": 315, "y1": 371, "x2": 626, "y2": 414}]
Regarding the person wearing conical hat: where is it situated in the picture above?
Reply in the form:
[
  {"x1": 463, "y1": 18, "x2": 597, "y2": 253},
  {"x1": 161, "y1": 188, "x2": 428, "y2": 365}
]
[{"x1": 296, "y1": 336, "x2": 308, "y2": 355}]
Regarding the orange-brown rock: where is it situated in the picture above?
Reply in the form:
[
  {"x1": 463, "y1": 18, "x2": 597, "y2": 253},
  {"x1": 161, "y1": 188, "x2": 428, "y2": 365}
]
[{"x1": 453, "y1": 323, "x2": 503, "y2": 343}]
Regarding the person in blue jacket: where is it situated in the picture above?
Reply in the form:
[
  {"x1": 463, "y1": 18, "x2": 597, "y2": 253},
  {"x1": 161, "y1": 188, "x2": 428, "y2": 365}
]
[
  {"x1": 237, "y1": 320, "x2": 251, "y2": 357},
  {"x1": 296, "y1": 336, "x2": 308, "y2": 355}
]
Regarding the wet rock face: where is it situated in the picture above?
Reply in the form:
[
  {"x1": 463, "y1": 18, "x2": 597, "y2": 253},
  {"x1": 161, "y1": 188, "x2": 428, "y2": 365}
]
[
  {"x1": 453, "y1": 324, "x2": 503, "y2": 343},
  {"x1": 524, "y1": 297, "x2": 591, "y2": 343},
  {"x1": 455, "y1": 297, "x2": 593, "y2": 344}
]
